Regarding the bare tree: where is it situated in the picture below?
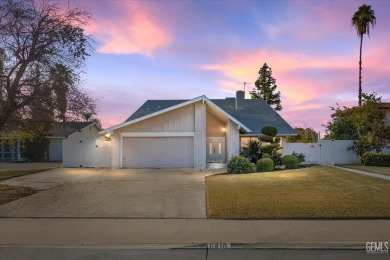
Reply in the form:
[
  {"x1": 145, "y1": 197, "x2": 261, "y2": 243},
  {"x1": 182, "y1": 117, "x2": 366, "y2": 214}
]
[{"x1": 0, "y1": 0, "x2": 96, "y2": 133}]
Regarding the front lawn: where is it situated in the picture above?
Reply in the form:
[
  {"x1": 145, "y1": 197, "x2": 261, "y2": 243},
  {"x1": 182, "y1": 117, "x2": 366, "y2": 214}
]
[
  {"x1": 340, "y1": 165, "x2": 390, "y2": 177},
  {"x1": 0, "y1": 169, "x2": 51, "y2": 181},
  {"x1": 206, "y1": 166, "x2": 390, "y2": 219}
]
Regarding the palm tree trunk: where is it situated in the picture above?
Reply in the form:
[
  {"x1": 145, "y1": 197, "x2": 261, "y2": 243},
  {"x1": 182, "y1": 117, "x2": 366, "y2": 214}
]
[{"x1": 358, "y1": 35, "x2": 363, "y2": 106}]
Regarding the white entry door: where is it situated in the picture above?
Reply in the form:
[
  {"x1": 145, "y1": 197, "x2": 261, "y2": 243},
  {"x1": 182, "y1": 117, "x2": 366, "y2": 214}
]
[{"x1": 206, "y1": 137, "x2": 226, "y2": 163}]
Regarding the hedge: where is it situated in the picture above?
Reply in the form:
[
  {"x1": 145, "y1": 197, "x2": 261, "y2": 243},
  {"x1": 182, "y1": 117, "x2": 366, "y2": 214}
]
[{"x1": 361, "y1": 153, "x2": 390, "y2": 167}]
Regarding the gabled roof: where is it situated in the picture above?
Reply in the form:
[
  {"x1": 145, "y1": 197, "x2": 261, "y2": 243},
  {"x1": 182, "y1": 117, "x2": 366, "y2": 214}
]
[
  {"x1": 379, "y1": 102, "x2": 390, "y2": 109},
  {"x1": 48, "y1": 122, "x2": 101, "y2": 138},
  {"x1": 114, "y1": 96, "x2": 296, "y2": 136},
  {"x1": 100, "y1": 96, "x2": 251, "y2": 134},
  {"x1": 212, "y1": 98, "x2": 296, "y2": 136}
]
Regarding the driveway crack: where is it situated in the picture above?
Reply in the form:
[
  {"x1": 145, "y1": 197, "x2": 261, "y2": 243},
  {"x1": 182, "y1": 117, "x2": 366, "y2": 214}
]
[{"x1": 164, "y1": 219, "x2": 192, "y2": 245}]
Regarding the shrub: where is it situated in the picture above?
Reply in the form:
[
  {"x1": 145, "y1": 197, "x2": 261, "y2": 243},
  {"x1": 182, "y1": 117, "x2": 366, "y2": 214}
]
[
  {"x1": 260, "y1": 145, "x2": 273, "y2": 155},
  {"x1": 291, "y1": 151, "x2": 306, "y2": 165},
  {"x1": 241, "y1": 140, "x2": 261, "y2": 163},
  {"x1": 227, "y1": 156, "x2": 253, "y2": 174},
  {"x1": 261, "y1": 126, "x2": 277, "y2": 137},
  {"x1": 256, "y1": 158, "x2": 274, "y2": 172},
  {"x1": 250, "y1": 163, "x2": 257, "y2": 172},
  {"x1": 262, "y1": 153, "x2": 271, "y2": 159},
  {"x1": 282, "y1": 155, "x2": 299, "y2": 169},
  {"x1": 361, "y1": 153, "x2": 390, "y2": 167}
]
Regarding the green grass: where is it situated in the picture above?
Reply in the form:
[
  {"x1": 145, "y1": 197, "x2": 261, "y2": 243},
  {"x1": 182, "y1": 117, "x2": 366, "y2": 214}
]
[
  {"x1": 0, "y1": 169, "x2": 51, "y2": 181},
  {"x1": 340, "y1": 165, "x2": 390, "y2": 177},
  {"x1": 206, "y1": 166, "x2": 390, "y2": 219}
]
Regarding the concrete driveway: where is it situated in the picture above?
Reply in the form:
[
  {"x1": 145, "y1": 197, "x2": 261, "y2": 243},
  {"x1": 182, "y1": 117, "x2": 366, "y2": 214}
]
[{"x1": 0, "y1": 168, "x2": 206, "y2": 218}]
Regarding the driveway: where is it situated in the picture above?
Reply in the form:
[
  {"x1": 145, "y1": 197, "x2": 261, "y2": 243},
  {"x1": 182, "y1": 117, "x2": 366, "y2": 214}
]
[{"x1": 0, "y1": 168, "x2": 206, "y2": 218}]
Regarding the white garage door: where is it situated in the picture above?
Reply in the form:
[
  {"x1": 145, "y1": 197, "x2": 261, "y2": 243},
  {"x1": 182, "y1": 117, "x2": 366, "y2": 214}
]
[{"x1": 122, "y1": 137, "x2": 194, "y2": 168}]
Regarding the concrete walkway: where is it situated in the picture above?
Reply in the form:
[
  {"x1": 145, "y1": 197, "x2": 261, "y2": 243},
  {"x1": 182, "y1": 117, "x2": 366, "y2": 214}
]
[
  {"x1": 334, "y1": 166, "x2": 390, "y2": 181},
  {"x1": 1, "y1": 218, "x2": 389, "y2": 249}
]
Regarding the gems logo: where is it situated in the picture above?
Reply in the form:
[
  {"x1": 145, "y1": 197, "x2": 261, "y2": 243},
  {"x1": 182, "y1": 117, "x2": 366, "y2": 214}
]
[{"x1": 366, "y1": 242, "x2": 389, "y2": 253}]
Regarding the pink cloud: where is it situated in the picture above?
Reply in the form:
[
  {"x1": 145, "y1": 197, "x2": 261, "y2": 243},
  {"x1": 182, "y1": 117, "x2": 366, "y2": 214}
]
[
  {"x1": 85, "y1": 1, "x2": 172, "y2": 57},
  {"x1": 198, "y1": 41, "x2": 389, "y2": 132}
]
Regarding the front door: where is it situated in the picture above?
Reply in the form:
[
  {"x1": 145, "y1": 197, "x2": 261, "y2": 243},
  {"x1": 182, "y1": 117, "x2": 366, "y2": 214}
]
[{"x1": 206, "y1": 137, "x2": 226, "y2": 163}]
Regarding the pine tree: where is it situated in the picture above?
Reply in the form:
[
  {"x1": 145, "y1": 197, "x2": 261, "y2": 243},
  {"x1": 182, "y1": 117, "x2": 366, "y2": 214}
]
[{"x1": 250, "y1": 63, "x2": 282, "y2": 111}]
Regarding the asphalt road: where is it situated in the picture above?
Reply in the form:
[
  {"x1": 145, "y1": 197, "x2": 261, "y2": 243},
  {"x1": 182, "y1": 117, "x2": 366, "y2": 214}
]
[{"x1": 0, "y1": 248, "x2": 388, "y2": 260}]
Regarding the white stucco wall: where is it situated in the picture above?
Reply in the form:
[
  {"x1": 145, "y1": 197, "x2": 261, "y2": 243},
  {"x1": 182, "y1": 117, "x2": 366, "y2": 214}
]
[
  {"x1": 194, "y1": 102, "x2": 206, "y2": 168},
  {"x1": 226, "y1": 119, "x2": 240, "y2": 160}
]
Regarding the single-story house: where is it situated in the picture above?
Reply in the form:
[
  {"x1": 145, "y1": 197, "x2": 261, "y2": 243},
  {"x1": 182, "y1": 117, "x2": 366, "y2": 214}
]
[{"x1": 99, "y1": 91, "x2": 296, "y2": 169}]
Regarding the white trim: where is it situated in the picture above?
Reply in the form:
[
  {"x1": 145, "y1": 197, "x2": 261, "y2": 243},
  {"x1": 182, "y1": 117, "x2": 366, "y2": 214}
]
[
  {"x1": 99, "y1": 95, "x2": 251, "y2": 134},
  {"x1": 120, "y1": 132, "x2": 195, "y2": 137}
]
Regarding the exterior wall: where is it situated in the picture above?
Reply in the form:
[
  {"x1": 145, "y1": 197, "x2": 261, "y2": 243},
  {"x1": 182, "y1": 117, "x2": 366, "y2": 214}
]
[
  {"x1": 120, "y1": 104, "x2": 194, "y2": 132},
  {"x1": 48, "y1": 138, "x2": 64, "y2": 161},
  {"x1": 226, "y1": 119, "x2": 240, "y2": 160},
  {"x1": 110, "y1": 104, "x2": 196, "y2": 168},
  {"x1": 194, "y1": 102, "x2": 206, "y2": 168},
  {"x1": 206, "y1": 112, "x2": 225, "y2": 137}
]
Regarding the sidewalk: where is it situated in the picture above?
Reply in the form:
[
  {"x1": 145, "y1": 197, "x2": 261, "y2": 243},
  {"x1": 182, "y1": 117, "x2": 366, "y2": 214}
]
[
  {"x1": 334, "y1": 166, "x2": 390, "y2": 181},
  {"x1": 1, "y1": 218, "x2": 389, "y2": 249}
]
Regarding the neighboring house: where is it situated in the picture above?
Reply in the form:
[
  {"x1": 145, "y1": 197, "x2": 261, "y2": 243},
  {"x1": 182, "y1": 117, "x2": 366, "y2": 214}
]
[
  {"x1": 99, "y1": 91, "x2": 296, "y2": 169},
  {"x1": 0, "y1": 136, "x2": 21, "y2": 162}
]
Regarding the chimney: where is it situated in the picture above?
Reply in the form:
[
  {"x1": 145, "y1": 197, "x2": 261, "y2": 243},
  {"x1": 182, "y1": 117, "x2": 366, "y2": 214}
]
[{"x1": 236, "y1": 90, "x2": 245, "y2": 109}]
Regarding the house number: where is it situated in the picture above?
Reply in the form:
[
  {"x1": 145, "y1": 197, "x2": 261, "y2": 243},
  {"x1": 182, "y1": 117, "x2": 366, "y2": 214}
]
[{"x1": 208, "y1": 243, "x2": 231, "y2": 249}]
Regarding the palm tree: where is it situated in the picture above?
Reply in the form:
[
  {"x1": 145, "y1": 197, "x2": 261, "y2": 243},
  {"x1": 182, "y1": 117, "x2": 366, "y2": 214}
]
[{"x1": 351, "y1": 4, "x2": 376, "y2": 106}]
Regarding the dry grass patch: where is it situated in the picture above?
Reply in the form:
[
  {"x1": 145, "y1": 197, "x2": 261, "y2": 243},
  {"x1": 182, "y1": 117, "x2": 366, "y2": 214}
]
[
  {"x1": 0, "y1": 169, "x2": 50, "y2": 181},
  {"x1": 206, "y1": 166, "x2": 390, "y2": 219},
  {"x1": 340, "y1": 165, "x2": 390, "y2": 176},
  {"x1": 0, "y1": 184, "x2": 37, "y2": 205}
]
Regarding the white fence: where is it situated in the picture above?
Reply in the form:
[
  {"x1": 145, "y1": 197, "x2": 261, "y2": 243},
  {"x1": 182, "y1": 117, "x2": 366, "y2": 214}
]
[
  {"x1": 63, "y1": 139, "x2": 111, "y2": 168},
  {"x1": 283, "y1": 140, "x2": 390, "y2": 165},
  {"x1": 282, "y1": 140, "x2": 359, "y2": 165}
]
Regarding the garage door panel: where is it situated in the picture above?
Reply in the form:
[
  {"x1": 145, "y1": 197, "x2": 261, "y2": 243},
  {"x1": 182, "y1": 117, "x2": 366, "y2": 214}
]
[{"x1": 122, "y1": 137, "x2": 193, "y2": 168}]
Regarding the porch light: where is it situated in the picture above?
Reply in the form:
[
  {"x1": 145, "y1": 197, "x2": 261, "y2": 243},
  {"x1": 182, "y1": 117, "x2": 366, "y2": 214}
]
[
  {"x1": 222, "y1": 127, "x2": 226, "y2": 132},
  {"x1": 105, "y1": 130, "x2": 113, "y2": 138}
]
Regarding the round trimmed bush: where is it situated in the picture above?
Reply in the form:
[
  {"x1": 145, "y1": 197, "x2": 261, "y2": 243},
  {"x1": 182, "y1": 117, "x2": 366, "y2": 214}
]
[
  {"x1": 262, "y1": 153, "x2": 271, "y2": 159},
  {"x1": 261, "y1": 126, "x2": 277, "y2": 137},
  {"x1": 256, "y1": 158, "x2": 274, "y2": 172},
  {"x1": 259, "y1": 135, "x2": 274, "y2": 143},
  {"x1": 282, "y1": 155, "x2": 299, "y2": 169},
  {"x1": 227, "y1": 156, "x2": 253, "y2": 174}
]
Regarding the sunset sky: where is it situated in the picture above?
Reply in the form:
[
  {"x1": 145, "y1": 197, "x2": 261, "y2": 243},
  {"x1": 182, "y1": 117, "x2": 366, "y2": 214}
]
[{"x1": 67, "y1": 0, "x2": 390, "y2": 135}]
